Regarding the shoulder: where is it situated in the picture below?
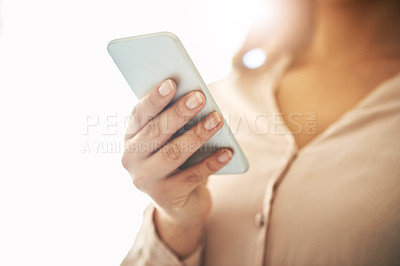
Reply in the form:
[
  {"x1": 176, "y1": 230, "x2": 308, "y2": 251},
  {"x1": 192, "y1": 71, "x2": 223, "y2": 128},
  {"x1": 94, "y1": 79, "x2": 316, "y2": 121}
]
[{"x1": 207, "y1": 53, "x2": 292, "y2": 110}]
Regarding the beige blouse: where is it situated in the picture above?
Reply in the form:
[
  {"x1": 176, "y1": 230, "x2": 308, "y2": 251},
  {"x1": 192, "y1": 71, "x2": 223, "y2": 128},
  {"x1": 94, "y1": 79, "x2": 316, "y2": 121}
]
[{"x1": 121, "y1": 54, "x2": 400, "y2": 266}]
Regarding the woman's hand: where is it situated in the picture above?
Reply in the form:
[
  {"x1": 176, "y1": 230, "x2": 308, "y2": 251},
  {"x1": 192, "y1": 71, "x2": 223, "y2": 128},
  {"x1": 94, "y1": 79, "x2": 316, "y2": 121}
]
[{"x1": 122, "y1": 79, "x2": 233, "y2": 257}]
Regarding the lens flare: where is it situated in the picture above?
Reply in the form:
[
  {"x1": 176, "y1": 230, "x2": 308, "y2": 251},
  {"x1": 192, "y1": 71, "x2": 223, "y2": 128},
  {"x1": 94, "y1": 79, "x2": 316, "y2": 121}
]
[{"x1": 242, "y1": 48, "x2": 267, "y2": 69}]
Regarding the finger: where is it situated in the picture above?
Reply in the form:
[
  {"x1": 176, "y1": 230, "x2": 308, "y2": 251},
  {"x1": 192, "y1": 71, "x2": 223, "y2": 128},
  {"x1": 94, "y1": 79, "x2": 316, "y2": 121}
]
[
  {"x1": 125, "y1": 79, "x2": 176, "y2": 139},
  {"x1": 147, "y1": 111, "x2": 224, "y2": 177},
  {"x1": 150, "y1": 149, "x2": 232, "y2": 210},
  {"x1": 166, "y1": 149, "x2": 233, "y2": 194},
  {"x1": 128, "y1": 90, "x2": 206, "y2": 157}
]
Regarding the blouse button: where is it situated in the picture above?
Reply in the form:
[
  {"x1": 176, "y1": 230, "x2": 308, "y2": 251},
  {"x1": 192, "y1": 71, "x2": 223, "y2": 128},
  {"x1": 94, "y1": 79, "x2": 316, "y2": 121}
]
[{"x1": 255, "y1": 212, "x2": 265, "y2": 227}]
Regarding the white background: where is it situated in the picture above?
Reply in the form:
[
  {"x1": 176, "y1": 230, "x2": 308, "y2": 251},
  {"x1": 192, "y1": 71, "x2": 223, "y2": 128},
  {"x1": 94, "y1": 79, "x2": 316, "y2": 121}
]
[{"x1": 0, "y1": 0, "x2": 266, "y2": 265}]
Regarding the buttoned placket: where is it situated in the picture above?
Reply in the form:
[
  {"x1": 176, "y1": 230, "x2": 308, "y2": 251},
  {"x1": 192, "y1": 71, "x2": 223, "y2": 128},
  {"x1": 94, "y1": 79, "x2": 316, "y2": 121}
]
[{"x1": 252, "y1": 53, "x2": 299, "y2": 266}]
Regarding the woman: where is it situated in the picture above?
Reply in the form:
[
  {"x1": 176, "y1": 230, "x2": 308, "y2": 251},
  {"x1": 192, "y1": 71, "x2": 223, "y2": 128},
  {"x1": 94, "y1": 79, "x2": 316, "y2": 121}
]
[{"x1": 121, "y1": 0, "x2": 400, "y2": 265}]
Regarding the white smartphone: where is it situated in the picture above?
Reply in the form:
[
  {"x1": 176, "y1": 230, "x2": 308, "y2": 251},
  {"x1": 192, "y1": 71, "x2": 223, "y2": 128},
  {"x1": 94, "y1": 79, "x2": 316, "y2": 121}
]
[{"x1": 107, "y1": 32, "x2": 249, "y2": 174}]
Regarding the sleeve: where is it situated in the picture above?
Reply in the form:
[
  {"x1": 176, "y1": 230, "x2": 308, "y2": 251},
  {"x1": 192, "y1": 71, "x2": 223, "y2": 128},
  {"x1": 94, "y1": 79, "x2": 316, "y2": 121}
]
[{"x1": 121, "y1": 204, "x2": 204, "y2": 266}]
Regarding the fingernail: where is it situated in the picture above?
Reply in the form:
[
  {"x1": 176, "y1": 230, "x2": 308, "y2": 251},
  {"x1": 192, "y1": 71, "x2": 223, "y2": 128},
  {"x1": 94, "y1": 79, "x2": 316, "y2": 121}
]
[
  {"x1": 205, "y1": 112, "x2": 222, "y2": 130},
  {"x1": 186, "y1": 92, "x2": 203, "y2": 109},
  {"x1": 159, "y1": 80, "x2": 174, "y2": 96},
  {"x1": 218, "y1": 149, "x2": 232, "y2": 163}
]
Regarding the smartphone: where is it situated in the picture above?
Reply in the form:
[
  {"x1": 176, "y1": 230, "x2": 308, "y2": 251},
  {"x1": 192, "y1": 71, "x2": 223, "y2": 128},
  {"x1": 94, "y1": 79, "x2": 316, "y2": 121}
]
[{"x1": 107, "y1": 32, "x2": 249, "y2": 174}]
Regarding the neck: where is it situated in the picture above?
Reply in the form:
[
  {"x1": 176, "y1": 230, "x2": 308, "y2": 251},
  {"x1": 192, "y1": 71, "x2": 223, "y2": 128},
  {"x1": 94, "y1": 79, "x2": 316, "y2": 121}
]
[{"x1": 309, "y1": 0, "x2": 400, "y2": 61}]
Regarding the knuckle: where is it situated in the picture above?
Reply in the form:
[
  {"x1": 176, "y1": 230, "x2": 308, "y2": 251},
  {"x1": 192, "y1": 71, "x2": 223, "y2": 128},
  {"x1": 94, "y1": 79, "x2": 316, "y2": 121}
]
[
  {"x1": 185, "y1": 171, "x2": 204, "y2": 184},
  {"x1": 146, "y1": 90, "x2": 158, "y2": 106},
  {"x1": 192, "y1": 127, "x2": 204, "y2": 143},
  {"x1": 130, "y1": 106, "x2": 142, "y2": 131},
  {"x1": 143, "y1": 116, "x2": 162, "y2": 138},
  {"x1": 123, "y1": 141, "x2": 136, "y2": 153},
  {"x1": 205, "y1": 160, "x2": 219, "y2": 173},
  {"x1": 173, "y1": 104, "x2": 185, "y2": 120},
  {"x1": 162, "y1": 142, "x2": 182, "y2": 161},
  {"x1": 121, "y1": 154, "x2": 147, "y2": 190}
]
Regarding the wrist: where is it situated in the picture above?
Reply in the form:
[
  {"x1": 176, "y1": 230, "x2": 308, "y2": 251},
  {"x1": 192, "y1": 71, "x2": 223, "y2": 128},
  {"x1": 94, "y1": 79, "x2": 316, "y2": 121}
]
[{"x1": 153, "y1": 207, "x2": 206, "y2": 258}]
